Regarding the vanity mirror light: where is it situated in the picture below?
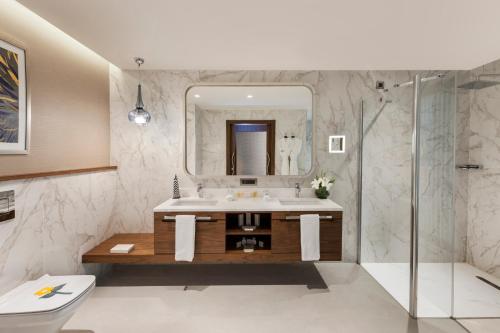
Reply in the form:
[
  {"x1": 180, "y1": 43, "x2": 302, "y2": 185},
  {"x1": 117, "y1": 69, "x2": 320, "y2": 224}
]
[{"x1": 185, "y1": 85, "x2": 314, "y2": 177}]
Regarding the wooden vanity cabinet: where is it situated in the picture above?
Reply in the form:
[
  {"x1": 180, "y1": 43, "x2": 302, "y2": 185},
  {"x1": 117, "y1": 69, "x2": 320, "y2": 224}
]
[
  {"x1": 154, "y1": 212, "x2": 225, "y2": 254},
  {"x1": 152, "y1": 210, "x2": 342, "y2": 262},
  {"x1": 271, "y1": 211, "x2": 342, "y2": 261}
]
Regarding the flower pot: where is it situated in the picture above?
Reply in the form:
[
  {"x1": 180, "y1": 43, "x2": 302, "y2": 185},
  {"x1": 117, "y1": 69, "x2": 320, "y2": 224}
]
[{"x1": 315, "y1": 187, "x2": 329, "y2": 199}]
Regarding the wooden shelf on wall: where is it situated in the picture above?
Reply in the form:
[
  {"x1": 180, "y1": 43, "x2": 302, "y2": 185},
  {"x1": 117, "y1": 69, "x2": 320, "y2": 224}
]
[{"x1": 0, "y1": 166, "x2": 117, "y2": 182}]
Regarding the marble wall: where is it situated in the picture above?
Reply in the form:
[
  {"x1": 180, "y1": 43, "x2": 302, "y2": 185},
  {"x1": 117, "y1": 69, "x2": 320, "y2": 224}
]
[
  {"x1": 0, "y1": 171, "x2": 117, "y2": 295},
  {"x1": 454, "y1": 71, "x2": 472, "y2": 263},
  {"x1": 360, "y1": 87, "x2": 414, "y2": 262},
  {"x1": 110, "y1": 66, "x2": 420, "y2": 262},
  {"x1": 465, "y1": 59, "x2": 500, "y2": 278},
  {"x1": 417, "y1": 75, "x2": 456, "y2": 263}
]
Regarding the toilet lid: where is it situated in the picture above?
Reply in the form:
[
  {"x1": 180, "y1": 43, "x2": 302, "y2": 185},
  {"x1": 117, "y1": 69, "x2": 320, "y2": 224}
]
[{"x1": 0, "y1": 274, "x2": 95, "y2": 315}]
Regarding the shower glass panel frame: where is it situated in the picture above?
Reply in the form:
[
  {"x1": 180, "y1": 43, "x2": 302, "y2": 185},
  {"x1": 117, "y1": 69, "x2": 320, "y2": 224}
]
[{"x1": 359, "y1": 73, "x2": 456, "y2": 318}]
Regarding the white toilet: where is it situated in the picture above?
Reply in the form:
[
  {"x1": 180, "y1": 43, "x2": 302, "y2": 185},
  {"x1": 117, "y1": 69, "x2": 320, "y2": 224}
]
[{"x1": 0, "y1": 274, "x2": 95, "y2": 333}]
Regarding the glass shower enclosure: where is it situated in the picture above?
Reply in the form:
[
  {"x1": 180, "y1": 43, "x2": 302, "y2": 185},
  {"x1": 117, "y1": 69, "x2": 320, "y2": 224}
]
[{"x1": 359, "y1": 73, "x2": 456, "y2": 318}]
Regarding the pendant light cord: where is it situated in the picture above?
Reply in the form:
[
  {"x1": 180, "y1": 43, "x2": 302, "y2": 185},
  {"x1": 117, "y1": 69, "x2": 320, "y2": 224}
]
[{"x1": 134, "y1": 57, "x2": 144, "y2": 85}]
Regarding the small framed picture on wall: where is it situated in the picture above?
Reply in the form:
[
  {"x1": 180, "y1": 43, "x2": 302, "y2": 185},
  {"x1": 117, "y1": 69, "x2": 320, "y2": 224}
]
[
  {"x1": 329, "y1": 135, "x2": 345, "y2": 153},
  {"x1": 0, "y1": 38, "x2": 28, "y2": 154}
]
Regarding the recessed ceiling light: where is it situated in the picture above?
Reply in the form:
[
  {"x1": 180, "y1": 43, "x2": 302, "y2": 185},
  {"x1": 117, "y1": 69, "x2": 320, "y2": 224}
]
[
  {"x1": 247, "y1": 94, "x2": 253, "y2": 99},
  {"x1": 194, "y1": 94, "x2": 201, "y2": 98}
]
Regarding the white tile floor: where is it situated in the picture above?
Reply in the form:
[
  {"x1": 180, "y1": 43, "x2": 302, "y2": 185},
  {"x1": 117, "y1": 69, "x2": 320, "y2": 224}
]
[
  {"x1": 458, "y1": 318, "x2": 500, "y2": 333},
  {"x1": 62, "y1": 263, "x2": 466, "y2": 333},
  {"x1": 362, "y1": 262, "x2": 500, "y2": 318}
]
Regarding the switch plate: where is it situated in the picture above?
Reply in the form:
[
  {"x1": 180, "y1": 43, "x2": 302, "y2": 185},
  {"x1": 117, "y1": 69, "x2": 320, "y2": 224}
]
[{"x1": 0, "y1": 190, "x2": 15, "y2": 223}]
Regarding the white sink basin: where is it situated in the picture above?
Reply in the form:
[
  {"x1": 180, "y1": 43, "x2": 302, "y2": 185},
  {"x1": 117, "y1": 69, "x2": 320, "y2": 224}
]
[
  {"x1": 279, "y1": 199, "x2": 322, "y2": 206},
  {"x1": 170, "y1": 199, "x2": 218, "y2": 206}
]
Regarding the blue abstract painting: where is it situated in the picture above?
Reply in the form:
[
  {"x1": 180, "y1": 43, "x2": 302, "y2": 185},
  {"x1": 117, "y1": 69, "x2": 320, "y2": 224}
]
[
  {"x1": 0, "y1": 46, "x2": 19, "y2": 143},
  {"x1": 0, "y1": 39, "x2": 27, "y2": 153}
]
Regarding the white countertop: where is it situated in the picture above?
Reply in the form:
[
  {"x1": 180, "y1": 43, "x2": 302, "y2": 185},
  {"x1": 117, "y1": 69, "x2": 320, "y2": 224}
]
[{"x1": 154, "y1": 197, "x2": 343, "y2": 213}]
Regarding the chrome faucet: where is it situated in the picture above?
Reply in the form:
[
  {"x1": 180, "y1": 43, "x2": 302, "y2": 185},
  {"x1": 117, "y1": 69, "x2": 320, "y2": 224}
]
[
  {"x1": 295, "y1": 183, "x2": 301, "y2": 198},
  {"x1": 196, "y1": 183, "x2": 203, "y2": 198}
]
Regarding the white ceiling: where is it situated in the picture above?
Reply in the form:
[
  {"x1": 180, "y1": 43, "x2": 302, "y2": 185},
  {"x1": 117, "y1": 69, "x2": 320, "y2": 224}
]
[{"x1": 16, "y1": 0, "x2": 500, "y2": 70}]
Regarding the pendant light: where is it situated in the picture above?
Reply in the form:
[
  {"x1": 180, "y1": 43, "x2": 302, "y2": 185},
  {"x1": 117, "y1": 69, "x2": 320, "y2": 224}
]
[{"x1": 128, "y1": 57, "x2": 151, "y2": 126}]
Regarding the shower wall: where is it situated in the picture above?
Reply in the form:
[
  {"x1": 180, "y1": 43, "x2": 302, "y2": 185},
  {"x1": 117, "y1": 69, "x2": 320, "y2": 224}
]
[
  {"x1": 454, "y1": 71, "x2": 472, "y2": 263},
  {"x1": 418, "y1": 75, "x2": 456, "y2": 263},
  {"x1": 361, "y1": 73, "x2": 466, "y2": 264},
  {"x1": 360, "y1": 85, "x2": 414, "y2": 263},
  {"x1": 464, "y1": 58, "x2": 500, "y2": 278}
]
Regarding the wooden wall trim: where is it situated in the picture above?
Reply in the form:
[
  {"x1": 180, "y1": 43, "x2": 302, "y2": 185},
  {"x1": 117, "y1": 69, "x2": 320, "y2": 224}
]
[{"x1": 0, "y1": 166, "x2": 117, "y2": 182}]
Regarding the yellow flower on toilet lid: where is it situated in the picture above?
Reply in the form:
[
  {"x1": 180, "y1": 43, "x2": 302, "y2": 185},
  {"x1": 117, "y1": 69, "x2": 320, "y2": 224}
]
[
  {"x1": 34, "y1": 286, "x2": 54, "y2": 297},
  {"x1": 34, "y1": 284, "x2": 73, "y2": 298}
]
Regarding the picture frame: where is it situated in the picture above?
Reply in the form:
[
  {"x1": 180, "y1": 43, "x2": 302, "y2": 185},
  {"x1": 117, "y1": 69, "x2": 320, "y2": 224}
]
[
  {"x1": 329, "y1": 135, "x2": 345, "y2": 154},
  {"x1": 0, "y1": 37, "x2": 29, "y2": 154}
]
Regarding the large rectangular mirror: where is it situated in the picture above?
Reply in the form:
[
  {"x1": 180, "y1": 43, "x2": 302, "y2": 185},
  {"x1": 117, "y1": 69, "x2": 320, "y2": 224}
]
[{"x1": 185, "y1": 85, "x2": 313, "y2": 177}]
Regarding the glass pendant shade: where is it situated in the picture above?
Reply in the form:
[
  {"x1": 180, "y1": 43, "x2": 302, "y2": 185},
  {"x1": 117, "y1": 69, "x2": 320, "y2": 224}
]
[{"x1": 128, "y1": 83, "x2": 151, "y2": 126}]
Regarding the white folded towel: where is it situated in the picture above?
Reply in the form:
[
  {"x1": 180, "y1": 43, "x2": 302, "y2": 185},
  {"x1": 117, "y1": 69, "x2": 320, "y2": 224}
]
[
  {"x1": 300, "y1": 214, "x2": 320, "y2": 261},
  {"x1": 175, "y1": 215, "x2": 196, "y2": 262}
]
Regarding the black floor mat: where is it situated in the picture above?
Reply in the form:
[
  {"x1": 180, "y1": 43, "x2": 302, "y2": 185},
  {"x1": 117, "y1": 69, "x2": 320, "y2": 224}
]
[{"x1": 97, "y1": 263, "x2": 328, "y2": 289}]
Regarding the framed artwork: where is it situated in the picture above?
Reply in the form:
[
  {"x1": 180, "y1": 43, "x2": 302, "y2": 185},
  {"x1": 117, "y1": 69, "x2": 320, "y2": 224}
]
[
  {"x1": 0, "y1": 38, "x2": 28, "y2": 154},
  {"x1": 329, "y1": 135, "x2": 345, "y2": 153}
]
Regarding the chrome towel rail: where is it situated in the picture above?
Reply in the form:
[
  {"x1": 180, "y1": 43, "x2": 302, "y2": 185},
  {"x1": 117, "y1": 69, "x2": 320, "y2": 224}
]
[
  {"x1": 162, "y1": 216, "x2": 215, "y2": 222},
  {"x1": 284, "y1": 215, "x2": 334, "y2": 221}
]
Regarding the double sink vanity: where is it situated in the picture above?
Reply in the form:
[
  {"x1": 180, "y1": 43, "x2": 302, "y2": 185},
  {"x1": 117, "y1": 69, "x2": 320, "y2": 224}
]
[
  {"x1": 154, "y1": 193, "x2": 343, "y2": 262},
  {"x1": 83, "y1": 191, "x2": 343, "y2": 263}
]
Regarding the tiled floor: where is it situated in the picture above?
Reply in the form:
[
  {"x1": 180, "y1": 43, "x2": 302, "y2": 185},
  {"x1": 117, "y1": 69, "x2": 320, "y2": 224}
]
[
  {"x1": 458, "y1": 318, "x2": 500, "y2": 333},
  {"x1": 362, "y1": 262, "x2": 500, "y2": 318},
  {"x1": 63, "y1": 263, "x2": 466, "y2": 333}
]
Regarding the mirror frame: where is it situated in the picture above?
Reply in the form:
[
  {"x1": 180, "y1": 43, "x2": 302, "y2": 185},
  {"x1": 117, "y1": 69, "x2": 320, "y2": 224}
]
[{"x1": 183, "y1": 83, "x2": 316, "y2": 180}]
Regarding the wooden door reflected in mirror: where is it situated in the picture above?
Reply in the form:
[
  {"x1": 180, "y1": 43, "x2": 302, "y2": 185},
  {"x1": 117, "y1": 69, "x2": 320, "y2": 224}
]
[{"x1": 226, "y1": 120, "x2": 275, "y2": 175}]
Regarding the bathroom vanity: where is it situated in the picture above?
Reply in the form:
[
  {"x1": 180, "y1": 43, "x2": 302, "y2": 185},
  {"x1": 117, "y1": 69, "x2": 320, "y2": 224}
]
[
  {"x1": 82, "y1": 196, "x2": 343, "y2": 263},
  {"x1": 152, "y1": 197, "x2": 342, "y2": 262}
]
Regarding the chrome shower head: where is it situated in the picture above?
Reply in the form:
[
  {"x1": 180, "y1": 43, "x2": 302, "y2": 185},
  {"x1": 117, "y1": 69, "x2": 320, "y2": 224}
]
[{"x1": 458, "y1": 74, "x2": 500, "y2": 90}]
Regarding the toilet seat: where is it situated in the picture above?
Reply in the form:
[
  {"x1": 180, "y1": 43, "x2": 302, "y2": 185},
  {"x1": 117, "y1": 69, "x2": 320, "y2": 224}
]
[{"x1": 0, "y1": 274, "x2": 95, "y2": 316}]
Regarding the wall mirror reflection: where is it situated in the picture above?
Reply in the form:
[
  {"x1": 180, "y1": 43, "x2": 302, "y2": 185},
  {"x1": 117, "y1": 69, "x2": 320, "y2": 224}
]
[{"x1": 185, "y1": 85, "x2": 313, "y2": 177}]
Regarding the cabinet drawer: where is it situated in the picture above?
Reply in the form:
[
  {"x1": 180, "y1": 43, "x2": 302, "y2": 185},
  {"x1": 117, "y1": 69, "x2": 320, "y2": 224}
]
[
  {"x1": 271, "y1": 211, "x2": 342, "y2": 260},
  {"x1": 272, "y1": 219, "x2": 301, "y2": 254},
  {"x1": 154, "y1": 212, "x2": 225, "y2": 254}
]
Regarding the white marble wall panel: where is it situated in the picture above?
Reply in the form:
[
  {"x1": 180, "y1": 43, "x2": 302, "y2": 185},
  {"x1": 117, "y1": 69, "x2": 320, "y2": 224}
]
[
  {"x1": 360, "y1": 73, "x2": 414, "y2": 263},
  {"x1": 466, "y1": 59, "x2": 500, "y2": 278},
  {"x1": 110, "y1": 67, "x2": 421, "y2": 263},
  {"x1": 0, "y1": 171, "x2": 117, "y2": 295},
  {"x1": 453, "y1": 71, "x2": 472, "y2": 263},
  {"x1": 417, "y1": 76, "x2": 456, "y2": 263}
]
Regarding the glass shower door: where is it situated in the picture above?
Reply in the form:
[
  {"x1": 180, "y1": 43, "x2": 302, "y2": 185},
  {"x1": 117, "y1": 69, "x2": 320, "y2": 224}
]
[
  {"x1": 359, "y1": 85, "x2": 414, "y2": 312},
  {"x1": 416, "y1": 73, "x2": 456, "y2": 317}
]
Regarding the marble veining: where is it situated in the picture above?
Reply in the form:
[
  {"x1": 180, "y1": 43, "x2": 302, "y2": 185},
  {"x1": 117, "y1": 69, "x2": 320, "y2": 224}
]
[
  {"x1": 110, "y1": 67, "x2": 421, "y2": 262},
  {"x1": 0, "y1": 171, "x2": 117, "y2": 295},
  {"x1": 464, "y1": 59, "x2": 500, "y2": 278}
]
